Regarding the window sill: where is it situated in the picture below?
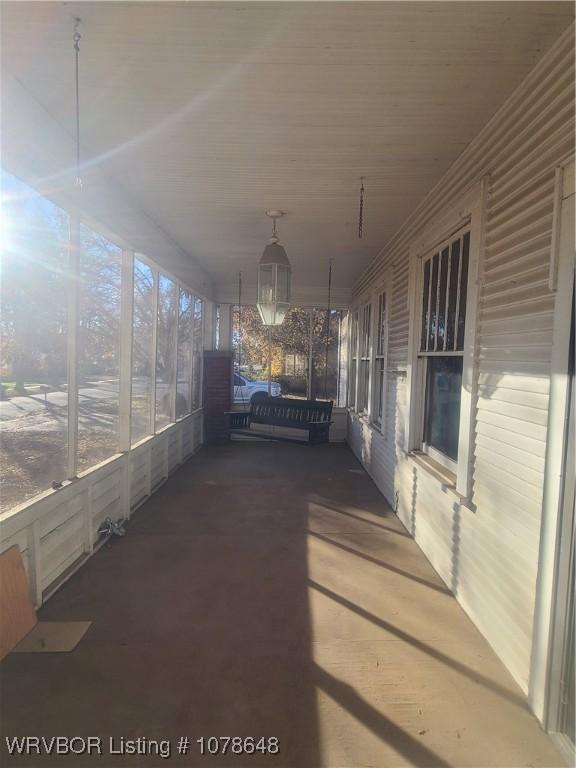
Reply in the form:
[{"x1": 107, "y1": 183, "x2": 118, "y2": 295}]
[
  {"x1": 408, "y1": 451, "x2": 474, "y2": 510},
  {"x1": 347, "y1": 407, "x2": 377, "y2": 423},
  {"x1": 347, "y1": 410, "x2": 387, "y2": 436},
  {"x1": 410, "y1": 450, "x2": 455, "y2": 485}
]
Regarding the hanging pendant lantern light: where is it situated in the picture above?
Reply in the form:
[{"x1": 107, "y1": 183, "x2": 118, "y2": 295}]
[{"x1": 257, "y1": 210, "x2": 291, "y2": 326}]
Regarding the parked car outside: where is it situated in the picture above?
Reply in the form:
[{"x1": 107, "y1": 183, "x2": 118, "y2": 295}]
[{"x1": 233, "y1": 373, "x2": 281, "y2": 404}]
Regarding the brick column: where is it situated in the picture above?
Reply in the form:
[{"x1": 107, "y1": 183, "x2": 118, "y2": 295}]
[{"x1": 203, "y1": 351, "x2": 233, "y2": 444}]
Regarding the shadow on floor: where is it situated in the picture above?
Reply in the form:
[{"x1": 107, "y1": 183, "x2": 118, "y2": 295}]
[{"x1": 0, "y1": 443, "x2": 564, "y2": 768}]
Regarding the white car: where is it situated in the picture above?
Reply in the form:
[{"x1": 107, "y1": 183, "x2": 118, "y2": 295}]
[{"x1": 233, "y1": 373, "x2": 281, "y2": 404}]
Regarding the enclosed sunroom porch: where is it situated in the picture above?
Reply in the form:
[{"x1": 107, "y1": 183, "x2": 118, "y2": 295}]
[{"x1": 0, "y1": 3, "x2": 574, "y2": 767}]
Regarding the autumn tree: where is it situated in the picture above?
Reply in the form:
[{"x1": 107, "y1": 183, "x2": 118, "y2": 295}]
[{"x1": 232, "y1": 304, "x2": 342, "y2": 399}]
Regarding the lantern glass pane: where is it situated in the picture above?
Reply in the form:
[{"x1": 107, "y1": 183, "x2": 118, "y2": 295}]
[
  {"x1": 257, "y1": 303, "x2": 275, "y2": 326},
  {"x1": 276, "y1": 265, "x2": 290, "y2": 302},
  {"x1": 256, "y1": 301, "x2": 290, "y2": 326},
  {"x1": 258, "y1": 264, "x2": 274, "y2": 304},
  {"x1": 274, "y1": 303, "x2": 290, "y2": 325}
]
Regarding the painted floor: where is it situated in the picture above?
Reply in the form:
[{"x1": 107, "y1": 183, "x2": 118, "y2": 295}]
[{"x1": 0, "y1": 443, "x2": 565, "y2": 767}]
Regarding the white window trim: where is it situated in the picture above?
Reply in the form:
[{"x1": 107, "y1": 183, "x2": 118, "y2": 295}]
[
  {"x1": 404, "y1": 178, "x2": 487, "y2": 499},
  {"x1": 530, "y1": 155, "x2": 574, "y2": 731},
  {"x1": 357, "y1": 301, "x2": 373, "y2": 416},
  {"x1": 348, "y1": 308, "x2": 359, "y2": 410},
  {"x1": 370, "y1": 269, "x2": 392, "y2": 433}
]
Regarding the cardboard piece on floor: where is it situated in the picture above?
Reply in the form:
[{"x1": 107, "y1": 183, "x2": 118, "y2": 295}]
[
  {"x1": 0, "y1": 545, "x2": 37, "y2": 661},
  {"x1": 12, "y1": 621, "x2": 91, "y2": 653}
]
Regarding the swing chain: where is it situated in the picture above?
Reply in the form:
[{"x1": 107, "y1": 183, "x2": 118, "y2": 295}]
[{"x1": 73, "y1": 16, "x2": 82, "y2": 189}]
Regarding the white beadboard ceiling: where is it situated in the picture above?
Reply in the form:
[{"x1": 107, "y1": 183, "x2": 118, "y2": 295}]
[{"x1": 1, "y1": 1, "x2": 573, "y2": 304}]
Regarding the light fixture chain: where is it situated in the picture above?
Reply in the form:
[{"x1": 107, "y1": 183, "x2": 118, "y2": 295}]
[
  {"x1": 73, "y1": 17, "x2": 82, "y2": 189},
  {"x1": 323, "y1": 258, "x2": 333, "y2": 400},
  {"x1": 358, "y1": 177, "x2": 365, "y2": 239},
  {"x1": 236, "y1": 271, "x2": 244, "y2": 402}
]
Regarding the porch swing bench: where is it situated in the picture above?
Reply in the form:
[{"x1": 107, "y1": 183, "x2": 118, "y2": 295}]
[{"x1": 225, "y1": 397, "x2": 333, "y2": 445}]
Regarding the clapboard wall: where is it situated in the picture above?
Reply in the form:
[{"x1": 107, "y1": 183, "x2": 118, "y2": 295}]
[
  {"x1": 348, "y1": 24, "x2": 574, "y2": 695},
  {"x1": 0, "y1": 411, "x2": 204, "y2": 608}
]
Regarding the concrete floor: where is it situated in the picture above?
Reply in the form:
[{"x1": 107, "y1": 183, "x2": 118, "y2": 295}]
[{"x1": 0, "y1": 443, "x2": 565, "y2": 767}]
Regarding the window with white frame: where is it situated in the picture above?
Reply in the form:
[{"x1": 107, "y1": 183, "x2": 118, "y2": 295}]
[
  {"x1": 418, "y1": 228, "x2": 470, "y2": 471},
  {"x1": 348, "y1": 309, "x2": 359, "y2": 409},
  {"x1": 357, "y1": 302, "x2": 372, "y2": 414},
  {"x1": 371, "y1": 290, "x2": 388, "y2": 429},
  {"x1": 404, "y1": 180, "x2": 484, "y2": 496}
]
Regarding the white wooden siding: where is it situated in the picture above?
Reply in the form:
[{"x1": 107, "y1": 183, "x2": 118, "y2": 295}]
[
  {"x1": 167, "y1": 429, "x2": 180, "y2": 474},
  {"x1": 0, "y1": 411, "x2": 204, "y2": 608},
  {"x1": 348, "y1": 25, "x2": 574, "y2": 695},
  {"x1": 151, "y1": 436, "x2": 169, "y2": 490},
  {"x1": 130, "y1": 447, "x2": 150, "y2": 510}
]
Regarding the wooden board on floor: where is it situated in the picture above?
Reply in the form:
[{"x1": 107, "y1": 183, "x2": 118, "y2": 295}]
[
  {"x1": 12, "y1": 621, "x2": 91, "y2": 653},
  {"x1": 0, "y1": 545, "x2": 37, "y2": 661}
]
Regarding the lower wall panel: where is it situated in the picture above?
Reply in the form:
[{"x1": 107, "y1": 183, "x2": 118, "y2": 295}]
[
  {"x1": 5, "y1": 528, "x2": 31, "y2": 582},
  {"x1": 168, "y1": 429, "x2": 180, "y2": 473},
  {"x1": 182, "y1": 423, "x2": 193, "y2": 458},
  {"x1": 347, "y1": 387, "x2": 536, "y2": 693},
  {"x1": 0, "y1": 411, "x2": 204, "y2": 607},
  {"x1": 130, "y1": 448, "x2": 149, "y2": 509},
  {"x1": 151, "y1": 437, "x2": 168, "y2": 490}
]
